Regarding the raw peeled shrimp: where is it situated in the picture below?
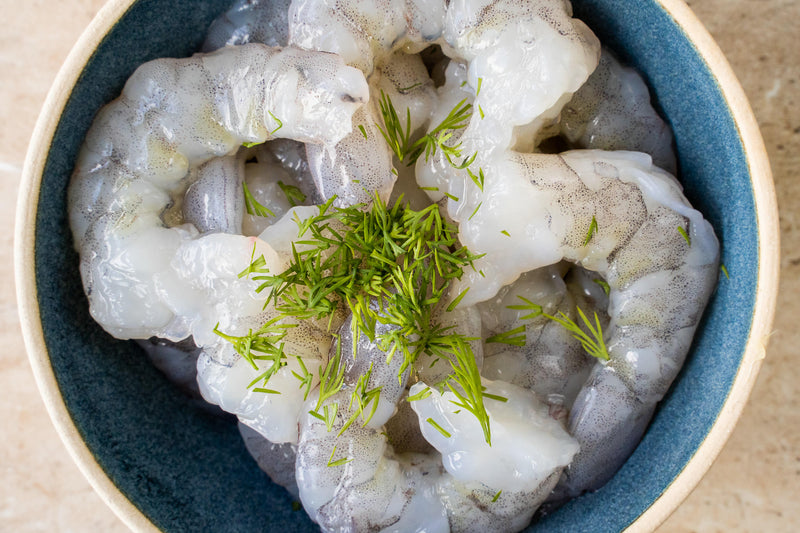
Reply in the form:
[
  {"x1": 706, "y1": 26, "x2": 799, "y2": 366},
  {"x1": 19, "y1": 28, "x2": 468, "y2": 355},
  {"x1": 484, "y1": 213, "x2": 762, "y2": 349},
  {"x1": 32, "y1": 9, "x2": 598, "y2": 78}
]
[
  {"x1": 404, "y1": 10, "x2": 716, "y2": 495},
  {"x1": 68, "y1": 43, "x2": 368, "y2": 340},
  {"x1": 559, "y1": 48, "x2": 678, "y2": 174},
  {"x1": 303, "y1": 50, "x2": 438, "y2": 207},
  {"x1": 434, "y1": 146, "x2": 719, "y2": 497},
  {"x1": 295, "y1": 337, "x2": 578, "y2": 533},
  {"x1": 288, "y1": 0, "x2": 444, "y2": 75},
  {"x1": 202, "y1": 0, "x2": 292, "y2": 51},
  {"x1": 288, "y1": 0, "x2": 599, "y2": 146},
  {"x1": 305, "y1": 104, "x2": 396, "y2": 206},
  {"x1": 182, "y1": 156, "x2": 244, "y2": 234},
  {"x1": 238, "y1": 422, "x2": 300, "y2": 498},
  {"x1": 69, "y1": 0, "x2": 721, "y2": 524}
]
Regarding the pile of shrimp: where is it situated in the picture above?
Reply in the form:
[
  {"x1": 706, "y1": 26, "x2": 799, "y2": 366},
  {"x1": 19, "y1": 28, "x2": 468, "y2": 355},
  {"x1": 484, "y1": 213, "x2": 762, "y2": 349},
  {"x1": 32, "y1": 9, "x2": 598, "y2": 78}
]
[{"x1": 68, "y1": 0, "x2": 720, "y2": 530}]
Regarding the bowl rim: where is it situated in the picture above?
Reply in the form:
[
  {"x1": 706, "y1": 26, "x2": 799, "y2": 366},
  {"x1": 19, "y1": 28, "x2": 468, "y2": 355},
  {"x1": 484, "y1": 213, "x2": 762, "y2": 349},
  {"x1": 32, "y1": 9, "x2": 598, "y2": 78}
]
[{"x1": 14, "y1": 0, "x2": 778, "y2": 531}]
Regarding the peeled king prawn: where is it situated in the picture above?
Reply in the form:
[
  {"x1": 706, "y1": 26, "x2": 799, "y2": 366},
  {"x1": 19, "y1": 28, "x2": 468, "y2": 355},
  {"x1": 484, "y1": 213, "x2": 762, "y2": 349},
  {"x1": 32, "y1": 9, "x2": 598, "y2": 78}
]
[
  {"x1": 399, "y1": 0, "x2": 718, "y2": 496},
  {"x1": 296, "y1": 315, "x2": 578, "y2": 533},
  {"x1": 68, "y1": 43, "x2": 368, "y2": 340},
  {"x1": 433, "y1": 145, "x2": 720, "y2": 497}
]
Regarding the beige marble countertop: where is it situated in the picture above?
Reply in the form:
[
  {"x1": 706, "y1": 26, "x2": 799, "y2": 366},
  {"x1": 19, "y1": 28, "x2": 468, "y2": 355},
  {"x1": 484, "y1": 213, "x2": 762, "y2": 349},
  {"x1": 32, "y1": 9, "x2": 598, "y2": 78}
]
[{"x1": 1, "y1": 0, "x2": 797, "y2": 531}]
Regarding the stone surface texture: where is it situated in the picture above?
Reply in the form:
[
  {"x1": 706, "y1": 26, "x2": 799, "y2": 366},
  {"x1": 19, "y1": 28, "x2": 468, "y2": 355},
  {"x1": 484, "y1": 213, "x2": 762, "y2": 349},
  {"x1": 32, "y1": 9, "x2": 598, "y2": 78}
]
[{"x1": 0, "y1": 0, "x2": 796, "y2": 531}]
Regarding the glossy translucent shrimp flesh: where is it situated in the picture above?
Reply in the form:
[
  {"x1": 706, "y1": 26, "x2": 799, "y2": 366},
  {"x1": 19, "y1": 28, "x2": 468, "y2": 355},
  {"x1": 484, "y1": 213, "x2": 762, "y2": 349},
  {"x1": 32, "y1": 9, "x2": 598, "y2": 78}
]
[
  {"x1": 203, "y1": 0, "x2": 293, "y2": 51},
  {"x1": 439, "y1": 146, "x2": 719, "y2": 497},
  {"x1": 295, "y1": 323, "x2": 578, "y2": 533},
  {"x1": 559, "y1": 48, "x2": 678, "y2": 174},
  {"x1": 68, "y1": 43, "x2": 368, "y2": 340},
  {"x1": 288, "y1": 0, "x2": 444, "y2": 75},
  {"x1": 411, "y1": 25, "x2": 716, "y2": 499}
]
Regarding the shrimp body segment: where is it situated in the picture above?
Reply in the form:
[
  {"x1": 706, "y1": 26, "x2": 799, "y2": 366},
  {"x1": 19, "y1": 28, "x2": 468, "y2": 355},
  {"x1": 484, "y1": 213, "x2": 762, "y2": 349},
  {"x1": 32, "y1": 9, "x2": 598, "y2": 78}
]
[
  {"x1": 448, "y1": 149, "x2": 720, "y2": 496},
  {"x1": 68, "y1": 44, "x2": 368, "y2": 340}
]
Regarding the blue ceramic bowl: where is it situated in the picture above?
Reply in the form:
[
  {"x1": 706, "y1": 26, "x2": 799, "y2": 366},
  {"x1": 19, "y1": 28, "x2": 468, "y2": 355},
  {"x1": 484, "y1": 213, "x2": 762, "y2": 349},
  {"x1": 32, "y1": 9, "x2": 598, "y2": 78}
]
[{"x1": 17, "y1": 0, "x2": 778, "y2": 531}]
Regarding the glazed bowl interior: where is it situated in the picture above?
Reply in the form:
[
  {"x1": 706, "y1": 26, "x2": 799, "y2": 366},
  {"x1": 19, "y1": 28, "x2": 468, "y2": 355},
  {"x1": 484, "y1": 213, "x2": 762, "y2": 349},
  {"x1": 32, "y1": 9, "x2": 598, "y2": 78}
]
[{"x1": 19, "y1": 0, "x2": 776, "y2": 531}]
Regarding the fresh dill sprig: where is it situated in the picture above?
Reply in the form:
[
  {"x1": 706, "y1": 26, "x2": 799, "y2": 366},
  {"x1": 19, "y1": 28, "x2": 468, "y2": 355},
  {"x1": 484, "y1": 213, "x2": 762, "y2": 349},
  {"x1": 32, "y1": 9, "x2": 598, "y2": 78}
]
[
  {"x1": 501, "y1": 297, "x2": 610, "y2": 361},
  {"x1": 291, "y1": 355, "x2": 314, "y2": 401},
  {"x1": 376, "y1": 90, "x2": 413, "y2": 161},
  {"x1": 407, "y1": 386, "x2": 432, "y2": 402},
  {"x1": 376, "y1": 91, "x2": 478, "y2": 171},
  {"x1": 678, "y1": 226, "x2": 691, "y2": 245},
  {"x1": 593, "y1": 278, "x2": 610, "y2": 295},
  {"x1": 506, "y1": 296, "x2": 543, "y2": 320},
  {"x1": 339, "y1": 362, "x2": 383, "y2": 436},
  {"x1": 466, "y1": 167, "x2": 485, "y2": 192},
  {"x1": 228, "y1": 194, "x2": 495, "y2": 443},
  {"x1": 213, "y1": 317, "x2": 295, "y2": 370},
  {"x1": 468, "y1": 202, "x2": 482, "y2": 221},
  {"x1": 268, "y1": 111, "x2": 283, "y2": 134},
  {"x1": 446, "y1": 288, "x2": 470, "y2": 312},
  {"x1": 243, "y1": 182, "x2": 275, "y2": 218},
  {"x1": 584, "y1": 215, "x2": 598, "y2": 246},
  {"x1": 485, "y1": 325, "x2": 526, "y2": 347},
  {"x1": 407, "y1": 98, "x2": 474, "y2": 167},
  {"x1": 720, "y1": 264, "x2": 729, "y2": 279},
  {"x1": 327, "y1": 444, "x2": 353, "y2": 467},
  {"x1": 441, "y1": 335, "x2": 496, "y2": 443},
  {"x1": 277, "y1": 180, "x2": 306, "y2": 207},
  {"x1": 426, "y1": 417, "x2": 451, "y2": 438},
  {"x1": 544, "y1": 307, "x2": 610, "y2": 361},
  {"x1": 492, "y1": 490, "x2": 502, "y2": 502},
  {"x1": 314, "y1": 336, "x2": 345, "y2": 412},
  {"x1": 444, "y1": 192, "x2": 460, "y2": 202},
  {"x1": 398, "y1": 82, "x2": 422, "y2": 92}
]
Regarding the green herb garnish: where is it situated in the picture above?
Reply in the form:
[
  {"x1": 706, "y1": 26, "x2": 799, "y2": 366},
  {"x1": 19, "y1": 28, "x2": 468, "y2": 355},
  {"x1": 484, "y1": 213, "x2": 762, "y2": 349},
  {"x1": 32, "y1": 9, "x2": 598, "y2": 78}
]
[
  {"x1": 593, "y1": 278, "x2": 610, "y2": 295},
  {"x1": 277, "y1": 180, "x2": 306, "y2": 207},
  {"x1": 268, "y1": 111, "x2": 283, "y2": 134},
  {"x1": 584, "y1": 215, "x2": 598, "y2": 246},
  {"x1": 227, "y1": 194, "x2": 496, "y2": 443},
  {"x1": 426, "y1": 417, "x2": 452, "y2": 438},
  {"x1": 339, "y1": 362, "x2": 383, "y2": 435},
  {"x1": 377, "y1": 91, "x2": 477, "y2": 170},
  {"x1": 468, "y1": 202, "x2": 482, "y2": 221},
  {"x1": 501, "y1": 296, "x2": 610, "y2": 361},
  {"x1": 291, "y1": 355, "x2": 314, "y2": 401},
  {"x1": 407, "y1": 386, "x2": 432, "y2": 402},
  {"x1": 485, "y1": 325, "x2": 526, "y2": 347},
  {"x1": 243, "y1": 181, "x2": 275, "y2": 218},
  {"x1": 678, "y1": 226, "x2": 691, "y2": 245},
  {"x1": 544, "y1": 307, "x2": 610, "y2": 361},
  {"x1": 466, "y1": 167, "x2": 485, "y2": 192},
  {"x1": 506, "y1": 296, "x2": 542, "y2": 320},
  {"x1": 327, "y1": 444, "x2": 353, "y2": 467}
]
